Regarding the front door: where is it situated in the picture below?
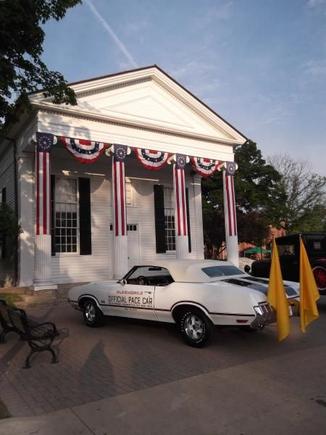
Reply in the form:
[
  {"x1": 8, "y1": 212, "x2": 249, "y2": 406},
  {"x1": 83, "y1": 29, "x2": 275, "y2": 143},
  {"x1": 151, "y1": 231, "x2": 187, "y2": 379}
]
[{"x1": 107, "y1": 266, "x2": 156, "y2": 321}]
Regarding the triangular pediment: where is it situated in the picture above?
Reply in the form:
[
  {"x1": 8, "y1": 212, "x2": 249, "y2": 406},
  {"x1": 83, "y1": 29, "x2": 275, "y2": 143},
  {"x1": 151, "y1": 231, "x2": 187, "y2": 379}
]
[{"x1": 30, "y1": 66, "x2": 246, "y2": 145}]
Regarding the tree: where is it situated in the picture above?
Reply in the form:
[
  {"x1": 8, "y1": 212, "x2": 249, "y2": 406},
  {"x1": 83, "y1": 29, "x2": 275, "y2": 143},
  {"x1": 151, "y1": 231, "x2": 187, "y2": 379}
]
[
  {"x1": 0, "y1": 0, "x2": 81, "y2": 127},
  {"x1": 202, "y1": 140, "x2": 286, "y2": 254},
  {"x1": 268, "y1": 155, "x2": 326, "y2": 232}
]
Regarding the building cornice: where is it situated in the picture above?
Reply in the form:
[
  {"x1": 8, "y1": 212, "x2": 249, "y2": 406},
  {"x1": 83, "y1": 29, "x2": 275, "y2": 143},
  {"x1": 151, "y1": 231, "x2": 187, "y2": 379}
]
[{"x1": 35, "y1": 104, "x2": 240, "y2": 148}]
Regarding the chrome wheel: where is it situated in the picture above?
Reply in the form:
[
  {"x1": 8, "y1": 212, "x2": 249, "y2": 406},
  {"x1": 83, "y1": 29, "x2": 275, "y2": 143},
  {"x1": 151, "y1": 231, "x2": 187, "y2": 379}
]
[
  {"x1": 179, "y1": 309, "x2": 212, "y2": 347},
  {"x1": 85, "y1": 302, "x2": 96, "y2": 322},
  {"x1": 82, "y1": 300, "x2": 103, "y2": 327},
  {"x1": 184, "y1": 313, "x2": 205, "y2": 341}
]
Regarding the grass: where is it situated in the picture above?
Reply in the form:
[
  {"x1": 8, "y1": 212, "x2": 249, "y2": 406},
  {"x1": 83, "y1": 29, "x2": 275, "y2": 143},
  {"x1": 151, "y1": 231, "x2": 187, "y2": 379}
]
[{"x1": 0, "y1": 292, "x2": 23, "y2": 307}]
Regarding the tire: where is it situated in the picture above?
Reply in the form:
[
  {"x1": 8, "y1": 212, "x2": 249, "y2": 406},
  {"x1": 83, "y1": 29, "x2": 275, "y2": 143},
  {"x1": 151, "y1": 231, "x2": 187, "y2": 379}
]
[
  {"x1": 313, "y1": 266, "x2": 326, "y2": 292},
  {"x1": 179, "y1": 309, "x2": 212, "y2": 347},
  {"x1": 244, "y1": 265, "x2": 251, "y2": 274},
  {"x1": 82, "y1": 299, "x2": 103, "y2": 327}
]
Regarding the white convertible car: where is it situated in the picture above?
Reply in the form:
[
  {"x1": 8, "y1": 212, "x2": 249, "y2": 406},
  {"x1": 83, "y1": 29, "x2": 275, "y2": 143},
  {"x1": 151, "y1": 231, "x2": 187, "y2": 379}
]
[{"x1": 68, "y1": 260, "x2": 299, "y2": 347}]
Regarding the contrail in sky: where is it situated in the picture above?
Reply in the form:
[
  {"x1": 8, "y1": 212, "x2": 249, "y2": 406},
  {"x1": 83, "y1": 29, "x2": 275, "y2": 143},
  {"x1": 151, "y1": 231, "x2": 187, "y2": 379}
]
[{"x1": 85, "y1": 0, "x2": 138, "y2": 68}]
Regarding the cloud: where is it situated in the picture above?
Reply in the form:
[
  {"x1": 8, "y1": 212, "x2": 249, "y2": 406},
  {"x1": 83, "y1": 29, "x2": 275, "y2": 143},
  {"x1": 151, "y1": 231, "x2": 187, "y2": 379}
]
[
  {"x1": 192, "y1": 1, "x2": 234, "y2": 31},
  {"x1": 306, "y1": 0, "x2": 326, "y2": 7},
  {"x1": 302, "y1": 59, "x2": 326, "y2": 77},
  {"x1": 85, "y1": 0, "x2": 138, "y2": 68}
]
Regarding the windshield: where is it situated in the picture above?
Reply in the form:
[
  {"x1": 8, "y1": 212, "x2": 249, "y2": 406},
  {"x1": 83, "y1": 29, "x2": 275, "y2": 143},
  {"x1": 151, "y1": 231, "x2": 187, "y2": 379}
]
[{"x1": 202, "y1": 265, "x2": 244, "y2": 278}]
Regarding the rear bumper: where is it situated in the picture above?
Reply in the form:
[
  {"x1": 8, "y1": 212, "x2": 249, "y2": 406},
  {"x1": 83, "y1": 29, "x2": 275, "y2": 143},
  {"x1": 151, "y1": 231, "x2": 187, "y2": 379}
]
[{"x1": 251, "y1": 303, "x2": 276, "y2": 328}]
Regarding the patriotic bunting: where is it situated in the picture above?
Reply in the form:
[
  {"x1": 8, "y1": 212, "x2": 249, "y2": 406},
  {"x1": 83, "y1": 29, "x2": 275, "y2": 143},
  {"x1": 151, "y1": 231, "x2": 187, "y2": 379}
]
[
  {"x1": 36, "y1": 132, "x2": 56, "y2": 152},
  {"x1": 173, "y1": 164, "x2": 188, "y2": 237},
  {"x1": 167, "y1": 154, "x2": 190, "y2": 168},
  {"x1": 191, "y1": 157, "x2": 223, "y2": 177},
  {"x1": 35, "y1": 133, "x2": 56, "y2": 235},
  {"x1": 112, "y1": 145, "x2": 129, "y2": 236},
  {"x1": 135, "y1": 148, "x2": 170, "y2": 170},
  {"x1": 226, "y1": 161, "x2": 237, "y2": 176},
  {"x1": 60, "y1": 136, "x2": 110, "y2": 164},
  {"x1": 37, "y1": 131, "x2": 238, "y2": 179}
]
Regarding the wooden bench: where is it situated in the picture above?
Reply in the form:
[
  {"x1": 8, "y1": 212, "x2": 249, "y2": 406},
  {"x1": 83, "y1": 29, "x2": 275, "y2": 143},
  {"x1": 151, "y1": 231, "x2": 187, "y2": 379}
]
[{"x1": 0, "y1": 299, "x2": 59, "y2": 369}]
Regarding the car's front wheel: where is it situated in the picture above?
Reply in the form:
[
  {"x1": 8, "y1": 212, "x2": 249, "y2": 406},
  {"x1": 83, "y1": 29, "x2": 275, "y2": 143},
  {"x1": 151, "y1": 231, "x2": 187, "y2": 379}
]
[
  {"x1": 179, "y1": 310, "x2": 212, "y2": 347},
  {"x1": 82, "y1": 299, "x2": 103, "y2": 327}
]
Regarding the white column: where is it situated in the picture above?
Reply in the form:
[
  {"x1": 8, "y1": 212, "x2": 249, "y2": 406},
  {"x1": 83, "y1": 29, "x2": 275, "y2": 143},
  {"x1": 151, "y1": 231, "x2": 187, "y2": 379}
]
[
  {"x1": 33, "y1": 133, "x2": 57, "y2": 290},
  {"x1": 223, "y1": 169, "x2": 239, "y2": 267},
  {"x1": 173, "y1": 159, "x2": 189, "y2": 259},
  {"x1": 112, "y1": 147, "x2": 128, "y2": 278}
]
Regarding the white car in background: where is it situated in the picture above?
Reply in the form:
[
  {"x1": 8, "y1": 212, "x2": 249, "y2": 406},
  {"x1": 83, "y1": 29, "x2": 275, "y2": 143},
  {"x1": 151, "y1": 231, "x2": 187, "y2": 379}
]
[{"x1": 68, "y1": 260, "x2": 299, "y2": 347}]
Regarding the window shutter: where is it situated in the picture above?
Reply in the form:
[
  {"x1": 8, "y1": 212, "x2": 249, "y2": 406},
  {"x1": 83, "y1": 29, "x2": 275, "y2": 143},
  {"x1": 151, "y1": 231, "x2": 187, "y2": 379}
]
[
  {"x1": 186, "y1": 188, "x2": 191, "y2": 253},
  {"x1": 1, "y1": 188, "x2": 6, "y2": 258},
  {"x1": 154, "y1": 185, "x2": 166, "y2": 253},
  {"x1": 51, "y1": 175, "x2": 56, "y2": 256},
  {"x1": 79, "y1": 178, "x2": 92, "y2": 255},
  {"x1": 1, "y1": 187, "x2": 6, "y2": 204}
]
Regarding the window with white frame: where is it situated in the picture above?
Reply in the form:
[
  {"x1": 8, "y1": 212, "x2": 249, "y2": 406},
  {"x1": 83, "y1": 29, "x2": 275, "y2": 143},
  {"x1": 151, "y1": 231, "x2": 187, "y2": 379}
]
[
  {"x1": 164, "y1": 187, "x2": 175, "y2": 251},
  {"x1": 55, "y1": 177, "x2": 78, "y2": 253}
]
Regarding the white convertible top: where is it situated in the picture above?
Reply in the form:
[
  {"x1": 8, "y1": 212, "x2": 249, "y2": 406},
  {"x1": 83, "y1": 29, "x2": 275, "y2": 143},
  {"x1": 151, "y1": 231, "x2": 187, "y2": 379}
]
[{"x1": 145, "y1": 259, "x2": 242, "y2": 283}]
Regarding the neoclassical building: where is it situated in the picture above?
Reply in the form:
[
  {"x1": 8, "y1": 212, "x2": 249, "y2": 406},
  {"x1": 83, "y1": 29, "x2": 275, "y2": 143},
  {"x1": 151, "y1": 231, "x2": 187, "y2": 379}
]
[{"x1": 0, "y1": 66, "x2": 247, "y2": 290}]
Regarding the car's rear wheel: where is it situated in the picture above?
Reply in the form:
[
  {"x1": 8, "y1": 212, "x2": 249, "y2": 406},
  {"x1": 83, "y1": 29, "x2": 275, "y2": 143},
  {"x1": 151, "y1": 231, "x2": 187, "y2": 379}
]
[
  {"x1": 313, "y1": 266, "x2": 326, "y2": 292},
  {"x1": 82, "y1": 299, "x2": 103, "y2": 327},
  {"x1": 179, "y1": 310, "x2": 212, "y2": 347}
]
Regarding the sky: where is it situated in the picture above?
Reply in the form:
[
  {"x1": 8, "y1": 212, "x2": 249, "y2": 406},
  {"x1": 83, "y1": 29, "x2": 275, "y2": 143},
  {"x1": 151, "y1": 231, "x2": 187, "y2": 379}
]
[{"x1": 42, "y1": 0, "x2": 326, "y2": 175}]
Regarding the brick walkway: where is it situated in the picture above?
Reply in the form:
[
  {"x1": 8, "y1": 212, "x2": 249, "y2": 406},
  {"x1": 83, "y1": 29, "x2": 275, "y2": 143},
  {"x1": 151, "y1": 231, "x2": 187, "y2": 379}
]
[{"x1": 1, "y1": 297, "x2": 325, "y2": 417}]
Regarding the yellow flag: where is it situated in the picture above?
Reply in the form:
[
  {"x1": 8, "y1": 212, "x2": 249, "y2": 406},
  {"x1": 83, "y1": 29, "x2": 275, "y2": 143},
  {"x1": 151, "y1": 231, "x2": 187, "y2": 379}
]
[
  {"x1": 267, "y1": 238, "x2": 290, "y2": 341},
  {"x1": 299, "y1": 237, "x2": 320, "y2": 332}
]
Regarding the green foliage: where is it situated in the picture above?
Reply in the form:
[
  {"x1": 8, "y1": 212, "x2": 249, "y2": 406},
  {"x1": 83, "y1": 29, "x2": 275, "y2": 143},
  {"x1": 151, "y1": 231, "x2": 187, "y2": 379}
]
[
  {"x1": 0, "y1": 292, "x2": 23, "y2": 306},
  {"x1": 269, "y1": 155, "x2": 326, "y2": 232},
  {"x1": 202, "y1": 140, "x2": 286, "y2": 251},
  {"x1": 0, "y1": 0, "x2": 81, "y2": 126}
]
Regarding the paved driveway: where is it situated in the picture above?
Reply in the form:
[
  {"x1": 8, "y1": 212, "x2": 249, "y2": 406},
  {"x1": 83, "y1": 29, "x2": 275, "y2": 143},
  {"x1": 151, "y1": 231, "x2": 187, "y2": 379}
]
[{"x1": 1, "y1": 296, "x2": 326, "y2": 419}]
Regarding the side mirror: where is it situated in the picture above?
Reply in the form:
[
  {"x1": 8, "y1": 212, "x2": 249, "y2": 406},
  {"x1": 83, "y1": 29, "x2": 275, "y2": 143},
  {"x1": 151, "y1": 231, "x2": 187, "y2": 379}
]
[{"x1": 118, "y1": 278, "x2": 127, "y2": 286}]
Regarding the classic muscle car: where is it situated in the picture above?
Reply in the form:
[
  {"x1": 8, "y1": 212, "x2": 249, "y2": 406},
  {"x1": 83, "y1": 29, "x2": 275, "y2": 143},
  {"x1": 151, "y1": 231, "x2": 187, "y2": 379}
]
[
  {"x1": 251, "y1": 233, "x2": 326, "y2": 294},
  {"x1": 68, "y1": 259, "x2": 299, "y2": 347}
]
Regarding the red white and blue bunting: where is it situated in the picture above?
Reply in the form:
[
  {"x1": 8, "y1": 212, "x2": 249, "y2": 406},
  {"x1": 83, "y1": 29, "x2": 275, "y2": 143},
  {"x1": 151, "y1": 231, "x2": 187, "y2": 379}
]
[
  {"x1": 191, "y1": 157, "x2": 223, "y2": 177},
  {"x1": 60, "y1": 136, "x2": 110, "y2": 164},
  {"x1": 173, "y1": 156, "x2": 188, "y2": 237},
  {"x1": 135, "y1": 148, "x2": 170, "y2": 170},
  {"x1": 36, "y1": 131, "x2": 238, "y2": 177},
  {"x1": 35, "y1": 133, "x2": 56, "y2": 235}
]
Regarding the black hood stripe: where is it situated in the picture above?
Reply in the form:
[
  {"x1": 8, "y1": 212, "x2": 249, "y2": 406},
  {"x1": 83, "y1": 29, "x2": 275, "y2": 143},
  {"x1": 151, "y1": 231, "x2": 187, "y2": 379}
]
[
  {"x1": 222, "y1": 278, "x2": 267, "y2": 293},
  {"x1": 223, "y1": 277, "x2": 298, "y2": 297},
  {"x1": 242, "y1": 276, "x2": 298, "y2": 296}
]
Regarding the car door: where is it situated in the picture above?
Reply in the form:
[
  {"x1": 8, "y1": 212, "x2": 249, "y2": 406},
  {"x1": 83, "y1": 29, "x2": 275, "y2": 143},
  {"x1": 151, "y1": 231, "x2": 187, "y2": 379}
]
[{"x1": 107, "y1": 266, "x2": 156, "y2": 320}]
